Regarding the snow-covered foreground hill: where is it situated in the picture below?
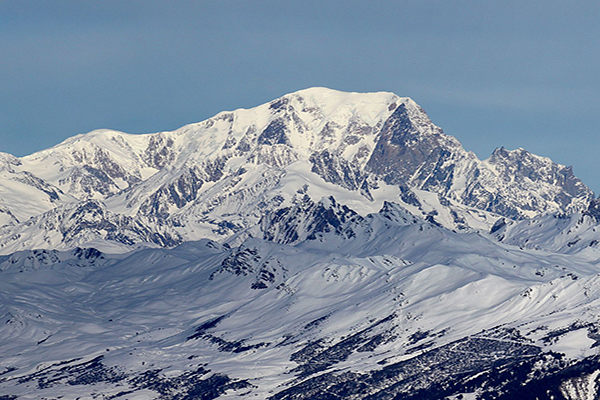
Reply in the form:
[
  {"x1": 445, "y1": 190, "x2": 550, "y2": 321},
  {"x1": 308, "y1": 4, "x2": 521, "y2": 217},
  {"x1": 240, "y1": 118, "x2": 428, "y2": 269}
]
[
  {"x1": 3, "y1": 88, "x2": 600, "y2": 399},
  {"x1": 3, "y1": 202, "x2": 600, "y2": 399}
]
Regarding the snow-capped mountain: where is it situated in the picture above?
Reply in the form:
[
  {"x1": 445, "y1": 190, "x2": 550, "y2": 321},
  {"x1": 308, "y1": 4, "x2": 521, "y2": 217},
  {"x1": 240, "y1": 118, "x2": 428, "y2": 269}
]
[
  {"x1": 3, "y1": 88, "x2": 600, "y2": 399},
  {"x1": 0, "y1": 87, "x2": 592, "y2": 254}
]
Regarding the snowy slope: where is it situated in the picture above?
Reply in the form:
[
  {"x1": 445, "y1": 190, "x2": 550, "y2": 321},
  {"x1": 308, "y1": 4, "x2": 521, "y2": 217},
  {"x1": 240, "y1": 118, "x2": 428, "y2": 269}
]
[
  {"x1": 2, "y1": 204, "x2": 600, "y2": 399},
  {"x1": 0, "y1": 152, "x2": 75, "y2": 225}
]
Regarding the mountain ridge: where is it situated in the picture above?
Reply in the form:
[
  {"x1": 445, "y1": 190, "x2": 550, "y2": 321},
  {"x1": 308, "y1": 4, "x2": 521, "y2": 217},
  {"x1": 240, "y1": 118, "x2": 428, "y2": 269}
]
[{"x1": 0, "y1": 87, "x2": 593, "y2": 254}]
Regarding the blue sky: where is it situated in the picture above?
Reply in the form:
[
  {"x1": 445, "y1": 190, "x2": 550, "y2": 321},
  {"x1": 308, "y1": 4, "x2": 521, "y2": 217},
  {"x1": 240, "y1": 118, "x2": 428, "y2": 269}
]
[{"x1": 1, "y1": 1, "x2": 599, "y2": 190}]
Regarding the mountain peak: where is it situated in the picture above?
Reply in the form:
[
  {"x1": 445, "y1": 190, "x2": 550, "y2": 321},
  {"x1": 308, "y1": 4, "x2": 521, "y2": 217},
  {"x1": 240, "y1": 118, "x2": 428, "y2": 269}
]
[{"x1": 282, "y1": 86, "x2": 403, "y2": 105}]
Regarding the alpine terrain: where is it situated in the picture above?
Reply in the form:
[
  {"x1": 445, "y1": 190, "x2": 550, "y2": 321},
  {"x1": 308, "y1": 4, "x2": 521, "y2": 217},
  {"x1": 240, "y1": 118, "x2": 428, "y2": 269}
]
[{"x1": 2, "y1": 88, "x2": 600, "y2": 399}]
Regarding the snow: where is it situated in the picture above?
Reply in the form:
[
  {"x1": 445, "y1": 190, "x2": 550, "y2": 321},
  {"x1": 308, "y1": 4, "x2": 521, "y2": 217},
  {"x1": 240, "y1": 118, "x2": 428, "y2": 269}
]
[
  {"x1": 550, "y1": 328, "x2": 597, "y2": 359},
  {"x1": 2, "y1": 218, "x2": 600, "y2": 397},
  {"x1": 560, "y1": 370, "x2": 600, "y2": 400}
]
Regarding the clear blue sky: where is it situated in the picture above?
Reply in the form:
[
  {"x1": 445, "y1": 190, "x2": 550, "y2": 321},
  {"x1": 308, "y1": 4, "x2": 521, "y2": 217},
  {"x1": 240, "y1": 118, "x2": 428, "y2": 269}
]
[{"x1": 1, "y1": 1, "x2": 599, "y2": 191}]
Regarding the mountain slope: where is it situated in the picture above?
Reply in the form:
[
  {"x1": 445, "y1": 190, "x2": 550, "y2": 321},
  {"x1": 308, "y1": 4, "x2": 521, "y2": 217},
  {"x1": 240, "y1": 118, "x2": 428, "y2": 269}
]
[
  {"x1": 2, "y1": 203, "x2": 600, "y2": 399},
  {"x1": 0, "y1": 152, "x2": 75, "y2": 226}
]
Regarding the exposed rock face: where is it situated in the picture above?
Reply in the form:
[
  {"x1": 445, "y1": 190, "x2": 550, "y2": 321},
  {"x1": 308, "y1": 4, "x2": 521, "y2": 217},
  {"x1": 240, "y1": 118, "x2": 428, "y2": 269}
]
[
  {"x1": 365, "y1": 104, "x2": 592, "y2": 219},
  {"x1": 586, "y1": 197, "x2": 600, "y2": 221},
  {"x1": 366, "y1": 102, "x2": 463, "y2": 189},
  {"x1": 143, "y1": 135, "x2": 176, "y2": 168},
  {"x1": 137, "y1": 167, "x2": 206, "y2": 222},
  {"x1": 310, "y1": 149, "x2": 366, "y2": 191},
  {"x1": 260, "y1": 195, "x2": 360, "y2": 245},
  {"x1": 459, "y1": 147, "x2": 592, "y2": 218}
]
